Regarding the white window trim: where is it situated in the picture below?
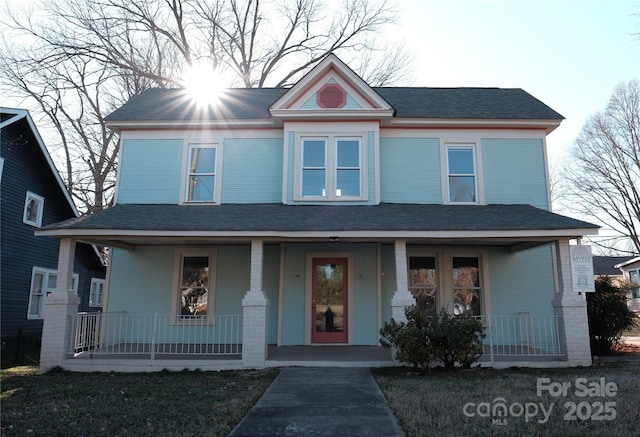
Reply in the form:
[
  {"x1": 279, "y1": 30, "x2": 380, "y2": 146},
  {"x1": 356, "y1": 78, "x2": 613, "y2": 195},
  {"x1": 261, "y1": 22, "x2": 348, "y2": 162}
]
[
  {"x1": 406, "y1": 249, "x2": 489, "y2": 316},
  {"x1": 27, "y1": 267, "x2": 80, "y2": 320},
  {"x1": 171, "y1": 248, "x2": 217, "y2": 325},
  {"x1": 180, "y1": 143, "x2": 222, "y2": 204},
  {"x1": 440, "y1": 140, "x2": 484, "y2": 205},
  {"x1": 294, "y1": 133, "x2": 368, "y2": 202},
  {"x1": 89, "y1": 278, "x2": 106, "y2": 307},
  {"x1": 23, "y1": 191, "x2": 45, "y2": 227}
]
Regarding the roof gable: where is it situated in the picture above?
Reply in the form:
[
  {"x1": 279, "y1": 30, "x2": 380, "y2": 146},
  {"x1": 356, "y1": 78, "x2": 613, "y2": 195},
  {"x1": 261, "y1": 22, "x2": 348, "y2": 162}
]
[{"x1": 269, "y1": 54, "x2": 393, "y2": 118}]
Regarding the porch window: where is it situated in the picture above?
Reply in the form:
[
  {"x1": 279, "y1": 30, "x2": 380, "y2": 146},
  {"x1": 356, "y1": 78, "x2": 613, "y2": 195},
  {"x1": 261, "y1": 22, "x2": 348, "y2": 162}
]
[
  {"x1": 89, "y1": 278, "x2": 105, "y2": 307},
  {"x1": 186, "y1": 144, "x2": 217, "y2": 202},
  {"x1": 451, "y1": 257, "x2": 482, "y2": 316},
  {"x1": 27, "y1": 267, "x2": 79, "y2": 319},
  {"x1": 299, "y1": 135, "x2": 363, "y2": 200},
  {"x1": 447, "y1": 145, "x2": 477, "y2": 203},
  {"x1": 177, "y1": 254, "x2": 212, "y2": 319},
  {"x1": 23, "y1": 191, "x2": 45, "y2": 227},
  {"x1": 409, "y1": 257, "x2": 437, "y2": 316}
]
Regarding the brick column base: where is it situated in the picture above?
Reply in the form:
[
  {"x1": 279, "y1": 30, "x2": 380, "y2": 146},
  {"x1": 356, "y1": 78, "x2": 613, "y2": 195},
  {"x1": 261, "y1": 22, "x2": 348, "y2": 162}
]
[
  {"x1": 40, "y1": 292, "x2": 80, "y2": 373},
  {"x1": 242, "y1": 290, "x2": 269, "y2": 368},
  {"x1": 553, "y1": 293, "x2": 592, "y2": 366}
]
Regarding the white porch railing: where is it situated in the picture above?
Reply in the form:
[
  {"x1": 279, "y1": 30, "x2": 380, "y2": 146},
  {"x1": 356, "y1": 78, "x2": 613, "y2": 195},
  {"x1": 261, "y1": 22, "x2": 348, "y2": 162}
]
[
  {"x1": 69, "y1": 312, "x2": 242, "y2": 357},
  {"x1": 475, "y1": 314, "x2": 563, "y2": 361}
]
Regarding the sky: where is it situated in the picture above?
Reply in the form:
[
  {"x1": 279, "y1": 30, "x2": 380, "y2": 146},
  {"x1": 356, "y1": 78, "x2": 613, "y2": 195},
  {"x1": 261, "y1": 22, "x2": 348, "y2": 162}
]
[
  {"x1": 391, "y1": 0, "x2": 639, "y2": 165},
  {"x1": 2, "y1": 0, "x2": 638, "y2": 167}
]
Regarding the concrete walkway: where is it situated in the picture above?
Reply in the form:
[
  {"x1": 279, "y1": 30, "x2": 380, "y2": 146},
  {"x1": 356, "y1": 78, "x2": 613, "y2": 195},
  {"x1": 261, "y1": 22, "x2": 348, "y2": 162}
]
[{"x1": 228, "y1": 367, "x2": 405, "y2": 436}]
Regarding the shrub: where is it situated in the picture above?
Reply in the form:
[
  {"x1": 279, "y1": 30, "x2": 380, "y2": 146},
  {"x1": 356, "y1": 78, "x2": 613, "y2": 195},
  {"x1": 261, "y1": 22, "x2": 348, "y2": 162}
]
[
  {"x1": 587, "y1": 276, "x2": 637, "y2": 355},
  {"x1": 379, "y1": 306, "x2": 486, "y2": 372}
]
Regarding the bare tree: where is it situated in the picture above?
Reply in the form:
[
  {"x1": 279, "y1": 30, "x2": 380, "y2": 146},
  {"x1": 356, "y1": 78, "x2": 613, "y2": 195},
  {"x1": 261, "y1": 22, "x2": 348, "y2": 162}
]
[
  {"x1": 0, "y1": 0, "x2": 410, "y2": 212},
  {"x1": 559, "y1": 79, "x2": 640, "y2": 254}
]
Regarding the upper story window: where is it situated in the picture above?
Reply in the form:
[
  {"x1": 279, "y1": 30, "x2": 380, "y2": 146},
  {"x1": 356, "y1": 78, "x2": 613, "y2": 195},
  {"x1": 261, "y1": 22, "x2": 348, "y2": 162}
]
[
  {"x1": 23, "y1": 191, "x2": 45, "y2": 227},
  {"x1": 185, "y1": 144, "x2": 217, "y2": 203},
  {"x1": 447, "y1": 144, "x2": 477, "y2": 203},
  {"x1": 28, "y1": 267, "x2": 79, "y2": 319},
  {"x1": 298, "y1": 135, "x2": 364, "y2": 201}
]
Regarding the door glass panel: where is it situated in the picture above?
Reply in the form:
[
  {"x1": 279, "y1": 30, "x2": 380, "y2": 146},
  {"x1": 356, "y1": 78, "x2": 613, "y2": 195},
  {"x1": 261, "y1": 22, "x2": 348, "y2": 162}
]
[{"x1": 315, "y1": 263, "x2": 344, "y2": 333}]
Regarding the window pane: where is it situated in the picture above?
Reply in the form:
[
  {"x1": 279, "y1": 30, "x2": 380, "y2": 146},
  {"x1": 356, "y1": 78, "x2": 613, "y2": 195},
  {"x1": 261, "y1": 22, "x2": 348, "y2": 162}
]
[
  {"x1": 448, "y1": 148, "x2": 474, "y2": 174},
  {"x1": 47, "y1": 274, "x2": 57, "y2": 290},
  {"x1": 630, "y1": 270, "x2": 639, "y2": 284},
  {"x1": 182, "y1": 257, "x2": 209, "y2": 287},
  {"x1": 336, "y1": 169, "x2": 360, "y2": 196},
  {"x1": 409, "y1": 257, "x2": 437, "y2": 315},
  {"x1": 188, "y1": 175, "x2": 215, "y2": 201},
  {"x1": 33, "y1": 273, "x2": 44, "y2": 293},
  {"x1": 337, "y1": 140, "x2": 359, "y2": 167},
  {"x1": 181, "y1": 256, "x2": 209, "y2": 317},
  {"x1": 452, "y1": 257, "x2": 481, "y2": 316},
  {"x1": 303, "y1": 140, "x2": 326, "y2": 167},
  {"x1": 302, "y1": 169, "x2": 326, "y2": 196},
  {"x1": 449, "y1": 176, "x2": 476, "y2": 202},
  {"x1": 29, "y1": 296, "x2": 42, "y2": 316},
  {"x1": 190, "y1": 148, "x2": 216, "y2": 173}
]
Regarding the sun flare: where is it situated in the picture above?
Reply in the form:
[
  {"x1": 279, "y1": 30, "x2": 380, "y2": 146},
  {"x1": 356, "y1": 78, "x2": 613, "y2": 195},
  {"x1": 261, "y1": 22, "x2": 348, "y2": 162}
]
[{"x1": 183, "y1": 64, "x2": 224, "y2": 106}]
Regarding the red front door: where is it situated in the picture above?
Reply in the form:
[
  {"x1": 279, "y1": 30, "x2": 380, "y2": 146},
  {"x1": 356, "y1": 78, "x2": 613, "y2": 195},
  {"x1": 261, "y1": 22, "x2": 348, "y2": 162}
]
[{"x1": 311, "y1": 258, "x2": 348, "y2": 343}]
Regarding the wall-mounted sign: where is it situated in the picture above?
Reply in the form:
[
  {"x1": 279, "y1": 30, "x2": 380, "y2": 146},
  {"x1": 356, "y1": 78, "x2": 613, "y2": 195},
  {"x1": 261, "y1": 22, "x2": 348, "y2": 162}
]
[{"x1": 570, "y1": 245, "x2": 595, "y2": 292}]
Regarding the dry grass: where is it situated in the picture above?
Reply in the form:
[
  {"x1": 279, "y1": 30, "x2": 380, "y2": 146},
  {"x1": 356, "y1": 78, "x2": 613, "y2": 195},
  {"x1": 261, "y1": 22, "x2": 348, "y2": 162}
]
[
  {"x1": 1, "y1": 366, "x2": 278, "y2": 436},
  {"x1": 374, "y1": 361, "x2": 640, "y2": 437}
]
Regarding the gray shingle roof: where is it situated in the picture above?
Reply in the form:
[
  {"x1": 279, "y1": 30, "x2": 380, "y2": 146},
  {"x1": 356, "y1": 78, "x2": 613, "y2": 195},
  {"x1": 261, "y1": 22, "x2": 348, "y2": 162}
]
[
  {"x1": 42, "y1": 203, "x2": 596, "y2": 233},
  {"x1": 593, "y1": 256, "x2": 635, "y2": 276},
  {"x1": 104, "y1": 87, "x2": 563, "y2": 123}
]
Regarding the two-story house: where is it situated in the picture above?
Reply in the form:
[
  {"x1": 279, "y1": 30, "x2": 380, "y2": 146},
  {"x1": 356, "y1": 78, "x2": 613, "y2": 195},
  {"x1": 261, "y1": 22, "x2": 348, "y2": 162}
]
[
  {"x1": 36, "y1": 55, "x2": 598, "y2": 372},
  {"x1": 1, "y1": 108, "x2": 105, "y2": 363}
]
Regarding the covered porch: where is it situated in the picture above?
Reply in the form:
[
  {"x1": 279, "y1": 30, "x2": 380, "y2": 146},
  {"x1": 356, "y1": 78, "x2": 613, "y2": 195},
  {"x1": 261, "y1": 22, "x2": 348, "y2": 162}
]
[{"x1": 35, "y1": 203, "x2": 598, "y2": 373}]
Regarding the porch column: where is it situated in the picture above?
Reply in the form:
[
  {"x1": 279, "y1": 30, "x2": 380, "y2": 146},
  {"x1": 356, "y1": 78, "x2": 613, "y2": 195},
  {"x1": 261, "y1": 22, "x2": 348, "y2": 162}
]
[
  {"x1": 242, "y1": 240, "x2": 269, "y2": 368},
  {"x1": 40, "y1": 237, "x2": 80, "y2": 373},
  {"x1": 552, "y1": 239, "x2": 592, "y2": 366},
  {"x1": 390, "y1": 240, "x2": 415, "y2": 323}
]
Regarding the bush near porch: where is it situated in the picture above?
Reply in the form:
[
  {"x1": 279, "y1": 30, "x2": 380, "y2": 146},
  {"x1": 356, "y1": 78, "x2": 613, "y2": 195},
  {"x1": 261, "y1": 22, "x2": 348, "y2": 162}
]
[{"x1": 379, "y1": 306, "x2": 486, "y2": 372}]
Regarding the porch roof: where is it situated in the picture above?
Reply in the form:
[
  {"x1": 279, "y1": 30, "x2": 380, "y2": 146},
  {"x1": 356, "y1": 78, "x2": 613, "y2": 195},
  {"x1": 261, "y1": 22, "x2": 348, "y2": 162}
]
[{"x1": 37, "y1": 203, "x2": 598, "y2": 251}]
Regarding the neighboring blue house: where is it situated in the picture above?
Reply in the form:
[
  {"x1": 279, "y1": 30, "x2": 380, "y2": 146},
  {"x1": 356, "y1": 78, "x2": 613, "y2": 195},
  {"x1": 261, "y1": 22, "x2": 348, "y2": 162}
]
[
  {"x1": 0, "y1": 108, "x2": 105, "y2": 361},
  {"x1": 36, "y1": 55, "x2": 598, "y2": 372}
]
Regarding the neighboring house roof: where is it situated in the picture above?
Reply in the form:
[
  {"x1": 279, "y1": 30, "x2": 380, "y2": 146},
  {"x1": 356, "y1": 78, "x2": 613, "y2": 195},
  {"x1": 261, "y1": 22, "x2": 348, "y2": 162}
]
[
  {"x1": 593, "y1": 256, "x2": 636, "y2": 276},
  {"x1": 104, "y1": 87, "x2": 563, "y2": 124},
  {"x1": 39, "y1": 203, "x2": 597, "y2": 239},
  {"x1": 615, "y1": 256, "x2": 640, "y2": 269},
  {"x1": 0, "y1": 108, "x2": 78, "y2": 215}
]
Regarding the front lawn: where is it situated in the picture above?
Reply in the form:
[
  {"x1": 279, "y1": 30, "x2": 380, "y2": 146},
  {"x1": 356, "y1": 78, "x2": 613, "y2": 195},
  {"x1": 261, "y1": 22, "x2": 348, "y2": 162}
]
[
  {"x1": 374, "y1": 361, "x2": 640, "y2": 437},
  {"x1": 1, "y1": 366, "x2": 278, "y2": 436}
]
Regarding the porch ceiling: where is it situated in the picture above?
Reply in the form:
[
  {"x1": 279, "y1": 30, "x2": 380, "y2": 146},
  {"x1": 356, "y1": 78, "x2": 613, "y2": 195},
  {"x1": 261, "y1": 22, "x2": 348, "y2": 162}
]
[{"x1": 36, "y1": 203, "x2": 597, "y2": 252}]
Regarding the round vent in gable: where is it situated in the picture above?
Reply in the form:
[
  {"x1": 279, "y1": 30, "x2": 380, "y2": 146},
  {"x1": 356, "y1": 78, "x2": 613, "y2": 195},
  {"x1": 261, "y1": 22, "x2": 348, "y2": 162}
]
[{"x1": 317, "y1": 83, "x2": 347, "y2": 109}]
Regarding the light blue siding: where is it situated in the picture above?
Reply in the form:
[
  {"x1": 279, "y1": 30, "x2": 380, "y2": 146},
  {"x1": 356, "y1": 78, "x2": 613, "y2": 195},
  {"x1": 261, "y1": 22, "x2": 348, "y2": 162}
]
[
  {"x1": 482, "y1": 139, "x2": 549, "y2": 209},
  {"x1": 214, "y1": 246, "x2": 250, "y2": 316},
  {"x1": 263, "y1": 244, "x2": 281, "y2": 344},
  {"x1": 281, "y1": 244, "x2": 307, "y2": 345},
  {"x1": 108, "y1": 247, "x2": 175, "y2": 313},
  {"x1": 222, "y1": 138, "x2": 283, "y2": 203},
  {"x1": 487, "y1": 245, "x2": 556, "y2": 317},
  {"x1": 118, "y1": 139, "x2": 182, "y2": 204},
  {"x1": 352, "y1": 244, "x2": 378, "y2": 345},
  {"x1": 380, "y1": 138, "x2": 442, "y2": 203},
  {"x1": 380, "y1": 244, "x2": 397, "y2": 325}
]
